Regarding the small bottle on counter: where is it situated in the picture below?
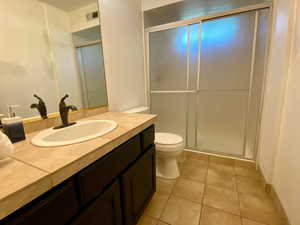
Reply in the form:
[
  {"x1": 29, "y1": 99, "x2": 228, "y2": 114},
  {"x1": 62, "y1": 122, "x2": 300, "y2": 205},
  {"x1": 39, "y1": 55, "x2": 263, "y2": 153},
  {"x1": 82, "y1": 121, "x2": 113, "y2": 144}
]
[{"x1": 1, "y1": 105, "x2": 26, "y2": 143}]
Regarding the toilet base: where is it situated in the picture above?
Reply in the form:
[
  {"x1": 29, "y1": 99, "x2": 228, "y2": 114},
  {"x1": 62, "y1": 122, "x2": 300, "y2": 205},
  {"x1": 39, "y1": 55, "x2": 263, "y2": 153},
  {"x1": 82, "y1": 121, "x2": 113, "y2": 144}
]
[{"x1": 156, "y1": 156, "x2": 180, "y2": 179}]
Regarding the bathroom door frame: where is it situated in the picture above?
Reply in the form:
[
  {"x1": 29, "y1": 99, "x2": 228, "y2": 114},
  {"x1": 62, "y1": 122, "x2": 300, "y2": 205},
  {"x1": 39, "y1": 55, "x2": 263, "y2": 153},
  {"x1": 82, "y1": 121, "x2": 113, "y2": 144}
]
[{"x1": 144, "y1": 2, "x2": 273, "y2": 160}]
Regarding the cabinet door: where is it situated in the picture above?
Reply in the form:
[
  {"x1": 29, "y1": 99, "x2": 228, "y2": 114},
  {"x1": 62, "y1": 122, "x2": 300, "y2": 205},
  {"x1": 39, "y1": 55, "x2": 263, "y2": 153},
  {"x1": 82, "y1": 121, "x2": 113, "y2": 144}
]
[
  {"x1": 27, "y1": 179, "x2": 79, "y2": 225},
  {"x1": 1, "y1": 217, "x2": 27, "y2": 225},
  {"x1": 1, "y1": 179, "x2": 78, "y2": 225},
  {"x1": 71, "y1": 180, "x2": 122, "y2": 225},
  {"x1": 140, "y1": 125, "x2": 155, "y2": 152},
  {"x1": 121, "y1": 146, "x2": 156, "y2": 225},
  {"x1": 77, "y1": 135, "x2": 141, "y2": 206}
]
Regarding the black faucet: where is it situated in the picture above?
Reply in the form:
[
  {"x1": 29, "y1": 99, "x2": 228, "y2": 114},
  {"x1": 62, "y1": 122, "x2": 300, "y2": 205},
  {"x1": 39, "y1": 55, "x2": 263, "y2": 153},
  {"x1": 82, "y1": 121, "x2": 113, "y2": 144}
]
[
  {"x1": 54, "y1": 94, "x2": 78, "y2": 129},
  {"x1": 31, "y1": 94, "x2": 48, "y2": 119}
]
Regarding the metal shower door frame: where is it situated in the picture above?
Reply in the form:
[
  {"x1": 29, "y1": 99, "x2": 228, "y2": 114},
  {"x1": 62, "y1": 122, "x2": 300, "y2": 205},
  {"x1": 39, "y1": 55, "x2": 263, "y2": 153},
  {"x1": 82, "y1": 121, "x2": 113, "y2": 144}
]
[{"x1": 144, "y1": 3, "x2": 272, "y2": 160}]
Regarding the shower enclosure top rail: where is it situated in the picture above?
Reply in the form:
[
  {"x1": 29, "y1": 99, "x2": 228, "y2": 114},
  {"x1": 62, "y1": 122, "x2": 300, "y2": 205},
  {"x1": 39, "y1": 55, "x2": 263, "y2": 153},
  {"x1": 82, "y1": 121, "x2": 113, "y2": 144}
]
[{"x1": 145, "y1": 2, "x2": 272, "y2": 33}]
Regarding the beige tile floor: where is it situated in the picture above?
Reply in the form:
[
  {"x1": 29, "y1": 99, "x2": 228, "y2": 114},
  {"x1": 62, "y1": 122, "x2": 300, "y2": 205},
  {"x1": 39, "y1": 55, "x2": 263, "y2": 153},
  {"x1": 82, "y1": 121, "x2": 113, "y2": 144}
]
[{"x1": 139, "y1": 151, "x2": 286, "y2": 225}]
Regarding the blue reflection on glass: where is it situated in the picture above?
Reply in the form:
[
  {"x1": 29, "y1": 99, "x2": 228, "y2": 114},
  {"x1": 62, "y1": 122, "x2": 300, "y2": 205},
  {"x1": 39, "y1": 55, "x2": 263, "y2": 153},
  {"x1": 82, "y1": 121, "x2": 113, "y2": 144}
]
[
  {"x1": 174, "y1": 26, "x2": 189, "y2": 53},
  {"x1": 174, "y1": 17, "x2": 239, "y2": 53},
  {"x1": 202, "y1": 17, "x2": 239, "y2": 45},
  {"x1": 189, "y1": 24, "x2": 200, "y2": 56}
]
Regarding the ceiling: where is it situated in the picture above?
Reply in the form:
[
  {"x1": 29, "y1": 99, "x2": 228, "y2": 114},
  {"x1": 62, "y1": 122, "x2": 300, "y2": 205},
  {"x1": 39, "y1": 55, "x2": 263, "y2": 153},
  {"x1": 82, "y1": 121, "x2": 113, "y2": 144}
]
[{"x1": 40, "y1": 0, "x2": 97, "y2": 12}]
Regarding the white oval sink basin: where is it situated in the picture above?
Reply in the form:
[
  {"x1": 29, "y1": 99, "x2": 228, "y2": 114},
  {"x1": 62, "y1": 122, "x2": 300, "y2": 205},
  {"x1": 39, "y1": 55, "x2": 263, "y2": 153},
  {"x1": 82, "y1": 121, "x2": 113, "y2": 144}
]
[{"x1": 31, "y1": 120, "x2": 118, "y2": 147}]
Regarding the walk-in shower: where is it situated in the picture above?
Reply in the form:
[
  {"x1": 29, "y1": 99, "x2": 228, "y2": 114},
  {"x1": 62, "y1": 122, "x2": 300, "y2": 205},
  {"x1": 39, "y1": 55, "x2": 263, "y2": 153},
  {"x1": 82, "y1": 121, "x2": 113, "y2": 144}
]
[{"x1": 145, "y1": 3, "x2": 271, "y2": 160}]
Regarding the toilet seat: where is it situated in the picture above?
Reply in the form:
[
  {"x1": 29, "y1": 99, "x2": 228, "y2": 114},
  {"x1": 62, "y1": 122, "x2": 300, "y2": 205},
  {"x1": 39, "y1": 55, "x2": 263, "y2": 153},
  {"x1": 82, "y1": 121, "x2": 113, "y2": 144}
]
[{"x1": 155, "y1": 133, "x2": 183, "y2": 152}]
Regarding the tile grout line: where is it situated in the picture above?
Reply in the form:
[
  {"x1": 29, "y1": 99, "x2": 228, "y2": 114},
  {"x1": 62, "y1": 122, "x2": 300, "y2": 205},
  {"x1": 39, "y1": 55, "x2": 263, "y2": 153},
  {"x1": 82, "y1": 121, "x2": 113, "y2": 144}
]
[
  {"x1": 157, "y1": 176, "x2": 177, "y2": 224},
  {"x1": 234, "y1": 161, "x2": 244, "y2": 225},
  {"x1": 198, "y1": 155, "x2": 210, "y2": 225},
  {"x1": 9, "y1": 156, "x2": 50, "y2": 174},
  {"x1": 201, "y1": 204, "x2": 245, "y2": 219}
]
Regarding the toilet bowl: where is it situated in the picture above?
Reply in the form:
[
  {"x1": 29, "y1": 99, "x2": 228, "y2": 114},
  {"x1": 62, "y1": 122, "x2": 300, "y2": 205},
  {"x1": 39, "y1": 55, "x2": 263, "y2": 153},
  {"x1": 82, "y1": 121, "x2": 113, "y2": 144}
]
[
  {"x1": 123, "y1": 106, "x2": 184, "y2": 179},
  {"x1": 155, "y1": 132, "x2": 184, "y2": 179}
]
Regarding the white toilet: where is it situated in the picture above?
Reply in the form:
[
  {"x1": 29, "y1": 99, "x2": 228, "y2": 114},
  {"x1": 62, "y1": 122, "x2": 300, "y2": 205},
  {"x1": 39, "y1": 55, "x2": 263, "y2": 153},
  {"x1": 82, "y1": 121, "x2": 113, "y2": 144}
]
[{"x1": 124, "y1": 106, "x2": 184, "y2": 179}]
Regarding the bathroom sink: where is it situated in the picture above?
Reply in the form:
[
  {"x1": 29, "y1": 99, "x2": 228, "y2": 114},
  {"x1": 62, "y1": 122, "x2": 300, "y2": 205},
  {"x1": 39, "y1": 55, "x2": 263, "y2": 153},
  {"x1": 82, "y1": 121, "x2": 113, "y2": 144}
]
[{"x1": 31, "y1": 120, "x2": 118, "y2": 147}]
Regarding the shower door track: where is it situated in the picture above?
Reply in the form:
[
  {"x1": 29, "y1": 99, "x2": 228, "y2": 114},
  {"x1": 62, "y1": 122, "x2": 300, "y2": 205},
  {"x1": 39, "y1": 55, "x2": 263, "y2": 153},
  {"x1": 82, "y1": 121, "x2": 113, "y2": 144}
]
[
  {"x1": 145, "y1": 3, "x2": 273, "y2": 160},
  {"x1": 145, "y1": 2, "x2": 272, "y2": 33}
]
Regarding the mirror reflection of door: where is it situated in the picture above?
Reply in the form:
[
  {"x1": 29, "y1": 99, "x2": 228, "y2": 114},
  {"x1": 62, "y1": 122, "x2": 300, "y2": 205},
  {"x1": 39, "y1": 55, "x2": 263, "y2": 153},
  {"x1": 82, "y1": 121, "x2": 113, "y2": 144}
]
[{"x1": 76, "y1": 43, "x2": 108, "y2": 108}]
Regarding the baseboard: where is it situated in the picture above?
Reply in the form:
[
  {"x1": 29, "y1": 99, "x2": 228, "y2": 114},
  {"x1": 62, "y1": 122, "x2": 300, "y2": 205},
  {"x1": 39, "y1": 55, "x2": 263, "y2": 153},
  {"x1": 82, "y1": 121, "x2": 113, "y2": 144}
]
[{"x1": 257, "y1": 165, "x2": 291, "y2": 225}]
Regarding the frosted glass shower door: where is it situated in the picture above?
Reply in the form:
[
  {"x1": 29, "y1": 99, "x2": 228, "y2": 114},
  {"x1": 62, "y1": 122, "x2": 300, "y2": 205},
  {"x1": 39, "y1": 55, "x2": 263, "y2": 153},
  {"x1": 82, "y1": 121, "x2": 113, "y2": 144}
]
[
  {"x1": 149, "y1": 26, "x2": 196, "y2": 145},
  {"x1": 197, "y1": 12, "x2": 256, "y2": 156}
]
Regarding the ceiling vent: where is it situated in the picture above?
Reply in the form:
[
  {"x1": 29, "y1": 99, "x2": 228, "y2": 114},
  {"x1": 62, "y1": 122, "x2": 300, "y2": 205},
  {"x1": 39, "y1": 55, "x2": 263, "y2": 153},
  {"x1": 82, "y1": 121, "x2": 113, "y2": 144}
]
[{"x1": 86, "y1": 11, "x2": 99, "y2": 21}]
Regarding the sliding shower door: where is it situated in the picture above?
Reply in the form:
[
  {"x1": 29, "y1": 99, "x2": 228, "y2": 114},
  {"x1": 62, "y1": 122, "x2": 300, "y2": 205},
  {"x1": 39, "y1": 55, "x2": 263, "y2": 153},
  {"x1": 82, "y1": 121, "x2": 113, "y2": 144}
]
[
  {"x1": 149, "y1": 26, "x2": 190, "y2": 145},
  {"x1": 197, "y1": 12, "x2": 255, "y2": 156},
  {"x1": 148, "y1": 9, "x2": 270, "y2": 159}
]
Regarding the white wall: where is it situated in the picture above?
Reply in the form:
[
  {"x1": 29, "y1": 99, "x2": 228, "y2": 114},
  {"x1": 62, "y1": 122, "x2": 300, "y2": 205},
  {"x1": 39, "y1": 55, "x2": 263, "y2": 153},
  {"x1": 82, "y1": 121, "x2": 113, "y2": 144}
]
[
  {"x1": 44, "y1": 4, "x2": 83, "y2": 108},
  {"x1": 0, "y1": 0, "x2": 86, "y2": 118},
  {"x1": 258, "y1": 0, "x2": 295, "y2": 183},
  {"x1": 0, "y1": 0, "x2": 58, "y2": 118},
  {"x1": 258, "y1": 0, "x2": 300, "y2": 223},
  {"x1": 98, "y1": 0, "x2": 146, "y2": 112},
  {"x1": 142, "y1": 0, "x2": 183, "y2": 11},
  {"x1": 70, "y1": 3, "x2": 99, "y2": 33},
  {"x1": 271, "y1": 1, "x2": 300, "y2": 224}
]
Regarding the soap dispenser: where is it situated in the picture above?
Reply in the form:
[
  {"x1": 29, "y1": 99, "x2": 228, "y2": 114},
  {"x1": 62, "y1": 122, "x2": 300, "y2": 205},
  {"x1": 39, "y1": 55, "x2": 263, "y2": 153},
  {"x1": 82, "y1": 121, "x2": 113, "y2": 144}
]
[{"x1": 2, "y1": 105, "x2": 26, "y2": 143}]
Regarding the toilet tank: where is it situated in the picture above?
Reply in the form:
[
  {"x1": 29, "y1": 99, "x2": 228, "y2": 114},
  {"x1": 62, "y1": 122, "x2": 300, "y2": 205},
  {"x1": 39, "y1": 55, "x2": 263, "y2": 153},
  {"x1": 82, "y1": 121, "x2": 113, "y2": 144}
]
[{"x1": 123, "y1": 106, "x2": 150, "y2": 114}]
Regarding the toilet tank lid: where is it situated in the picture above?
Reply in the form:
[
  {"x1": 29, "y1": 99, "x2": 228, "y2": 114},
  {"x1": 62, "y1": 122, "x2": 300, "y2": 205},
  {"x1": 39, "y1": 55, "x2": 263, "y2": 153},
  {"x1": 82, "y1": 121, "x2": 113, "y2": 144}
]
[
  {"x1": 155, "y1": 132, "x2": 183, "y2": 145},
  {"x1": 123, "y1": 106, "x2": 149, "y2": 113}
]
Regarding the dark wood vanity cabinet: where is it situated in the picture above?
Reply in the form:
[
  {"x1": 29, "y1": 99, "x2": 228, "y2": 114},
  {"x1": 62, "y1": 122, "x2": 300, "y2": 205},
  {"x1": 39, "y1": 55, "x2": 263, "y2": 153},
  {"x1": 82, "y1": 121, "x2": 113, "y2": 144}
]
[
  {"x1": 1, "y1": 179, "x2": 79, "y2": 225},
  {"x1": 70, "y1": 180, "x2": 122, "y2": 225},
  {"x1": 76, "y1": 135, "x2": 142, "y2": 206},
  {"x1": 1, "y1": 125, "x2": 156, "y2": 225},
  {"x1": 121, "y1": 146, "x2": 156, "y2": 225}
]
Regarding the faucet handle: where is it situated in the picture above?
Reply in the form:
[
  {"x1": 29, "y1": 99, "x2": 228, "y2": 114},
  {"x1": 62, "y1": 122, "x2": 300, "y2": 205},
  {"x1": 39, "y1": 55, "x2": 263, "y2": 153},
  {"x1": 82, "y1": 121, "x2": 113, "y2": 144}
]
[
  {"x1": 60, "y1": 94, "x2": 69, "y2": 103},
  {"x1": 31, "y1": 95, "x2": 48, "y2": 119},
  {"x1": 33, "y1": 94, "x2": 44, "y2": 102}
]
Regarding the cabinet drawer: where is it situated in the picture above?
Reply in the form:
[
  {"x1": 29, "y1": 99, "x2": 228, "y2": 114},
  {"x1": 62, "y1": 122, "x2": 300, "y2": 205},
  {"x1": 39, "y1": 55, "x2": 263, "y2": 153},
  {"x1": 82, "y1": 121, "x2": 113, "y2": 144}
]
[
  {"x1": 121, "y1": 146, "x2": 156, "y2": 225},
  {"x1": 77, "y1": 135, "x2": 141, "y2": 205},
  {"x1": 1, "y1": 179, "x2": 78, "y2": 225},
  {"x1": 27, "y1": 179, "x2": 78, "y2": 225},
  {"x1": 140, "y1": 125, "x2": 155, "y2": 151},
  {"x1": 70, "y1": 180, "x2": 122, "y2": 225}
]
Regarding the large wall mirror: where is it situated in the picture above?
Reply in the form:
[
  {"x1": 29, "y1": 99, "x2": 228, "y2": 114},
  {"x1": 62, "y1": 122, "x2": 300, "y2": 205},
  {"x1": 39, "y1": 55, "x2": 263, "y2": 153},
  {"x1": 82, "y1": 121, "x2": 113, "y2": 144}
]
[{"x1": 0, "y1": 0, "x2": 108, "y2": 119}]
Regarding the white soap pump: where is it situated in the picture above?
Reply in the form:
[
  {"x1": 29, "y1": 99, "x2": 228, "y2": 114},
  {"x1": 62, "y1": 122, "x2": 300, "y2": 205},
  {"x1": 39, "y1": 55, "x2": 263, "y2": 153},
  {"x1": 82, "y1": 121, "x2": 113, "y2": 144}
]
[{"x1": 0, "y1": 131, "x2": 14, "y2": 160}]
